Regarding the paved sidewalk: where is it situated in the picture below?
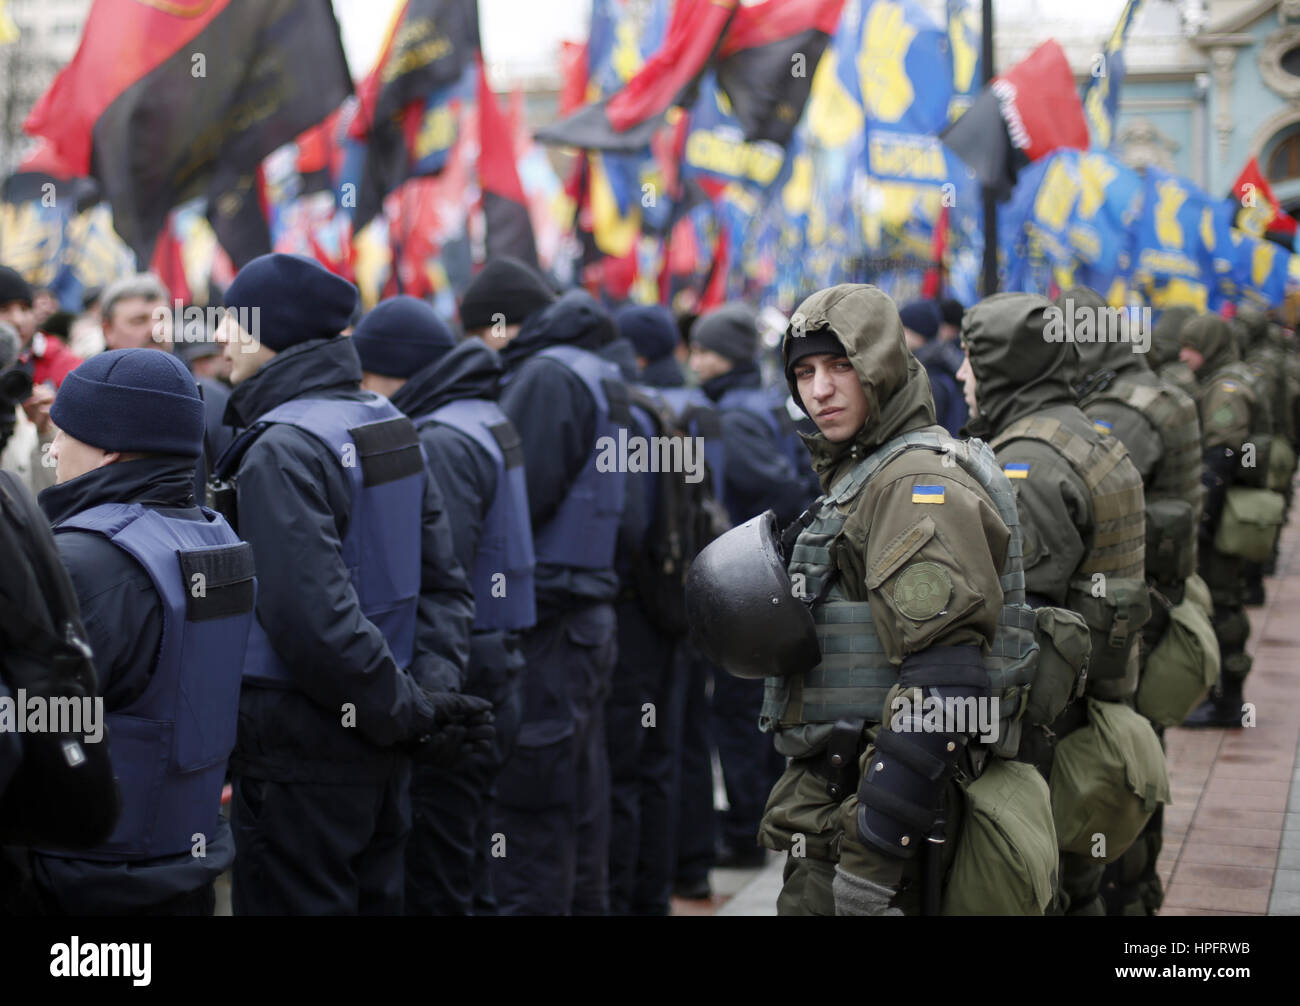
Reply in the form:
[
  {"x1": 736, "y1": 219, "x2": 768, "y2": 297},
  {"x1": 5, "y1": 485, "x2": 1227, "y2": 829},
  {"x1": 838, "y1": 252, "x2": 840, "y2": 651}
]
[
  {"x1": 1160, "y1": 516, "x2": 1300, "y2": 916},
  {"x1": 707, "y1": 518, "x2": 1300, "y2": 918}
]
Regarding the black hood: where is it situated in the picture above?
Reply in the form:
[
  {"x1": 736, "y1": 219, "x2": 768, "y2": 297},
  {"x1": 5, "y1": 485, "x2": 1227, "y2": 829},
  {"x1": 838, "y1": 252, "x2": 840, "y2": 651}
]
[
  {"x1": 390, "y1": 338, "x2": 504, "y2": 419},
  {"x1": 500, "y1": 289, "x2": 617, "y2": 370},
  {"x1": 963, "y1": 292, "x2": 1077, "y2": 435},
  {"x1": 40, "y1": 455, "x2": 198, "y2": 526},
  {"x1": 224, "y1": 336, "x2": 363, "y2": 427}
]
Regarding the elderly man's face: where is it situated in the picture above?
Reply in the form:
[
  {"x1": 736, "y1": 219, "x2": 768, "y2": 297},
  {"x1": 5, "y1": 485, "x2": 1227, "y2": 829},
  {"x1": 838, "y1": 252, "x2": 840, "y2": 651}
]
[{"x1": 105, "y1": 296, "x2": 170, "y2": 350}]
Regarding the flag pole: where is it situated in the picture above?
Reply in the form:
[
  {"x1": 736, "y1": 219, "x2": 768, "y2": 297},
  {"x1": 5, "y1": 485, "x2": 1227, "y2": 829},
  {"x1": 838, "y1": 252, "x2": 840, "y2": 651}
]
[{"x1": 980, "y1": 0, "x2": 998, "y2": 297}]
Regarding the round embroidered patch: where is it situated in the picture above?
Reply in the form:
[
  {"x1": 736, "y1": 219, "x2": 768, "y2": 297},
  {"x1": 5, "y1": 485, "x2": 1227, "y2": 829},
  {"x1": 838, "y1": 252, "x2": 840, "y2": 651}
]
[
  {"x1": 894, "y1": 562, "x2": 952, "y2": 621},
  {"x1": 1211, "y1": 405, "x2": 1236, "y2": 429}
]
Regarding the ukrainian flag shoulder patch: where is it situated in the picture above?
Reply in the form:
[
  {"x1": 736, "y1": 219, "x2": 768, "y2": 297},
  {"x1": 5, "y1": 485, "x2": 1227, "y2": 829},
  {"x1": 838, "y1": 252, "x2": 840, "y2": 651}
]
[
  {"x1": 1004, "y1": 462, "x2": 1030, "y2": 480},
  {"x1": 1093, "y1": 419, "x2": 1113, "y2": 435},
  {"x1": 912, "y1": 484, "x2": 945, "y2": 504}
]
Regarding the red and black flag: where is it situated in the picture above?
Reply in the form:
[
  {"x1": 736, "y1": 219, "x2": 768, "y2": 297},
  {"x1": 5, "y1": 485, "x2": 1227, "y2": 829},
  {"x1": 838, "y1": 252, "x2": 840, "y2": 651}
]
[
  {"x1": 205, "y1": 165, "x2": 271, "y2": 270},
  {"x1": 477, "y1": 59, "x2": 538, "y2": 270},
  {"x1": 537, "y1": 0, "x2": 843, "y2": 152},
  {"x1": 941, "y1": 39, "x2": 1089, "y2": 200},
  {"x1": 712, "y1": 0, "x2": 845, "y2": 146},
  {"x1": 25, "y1": 0, "x2": 353, "y2": 265},
  {"x1": 1231, "y1": 156, "x2": 1298, "y2": 245},
  {"x1": 348, "y1": 0, "x2": 481, "y2": 231}
]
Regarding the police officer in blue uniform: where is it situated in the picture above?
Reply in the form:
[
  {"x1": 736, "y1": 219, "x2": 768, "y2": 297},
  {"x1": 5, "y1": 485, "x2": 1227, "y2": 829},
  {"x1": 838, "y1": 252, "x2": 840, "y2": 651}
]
[
  {"x1": 32, "y1": 349, "x2": 253, "y2": 915},
  {"x1": 209, "y1": 254, "x2": 484, "y2": 916},
  {"x1": 492, "y1": 288, "x2": 630, "y2": 915},
  {"x1": 592, "y1": 321, "x2": 683, "y2": 915},
  {"x1": 352, "y1": 295, "x2": 536, "y2": 916}
]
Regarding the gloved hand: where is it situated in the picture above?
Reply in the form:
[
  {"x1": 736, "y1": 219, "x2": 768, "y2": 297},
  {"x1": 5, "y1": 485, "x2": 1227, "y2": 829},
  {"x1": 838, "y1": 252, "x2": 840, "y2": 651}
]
[
  {"x1": 832, "y1": 866, "x2": 903, "y2": 917},
  {"x1": 405, "y1": 692, "x2": 495, "y2": 768}
]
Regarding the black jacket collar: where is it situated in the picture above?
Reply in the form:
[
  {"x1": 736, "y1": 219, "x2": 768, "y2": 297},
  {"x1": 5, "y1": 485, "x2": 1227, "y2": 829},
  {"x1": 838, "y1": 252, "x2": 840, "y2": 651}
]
[
  {"x1": 224, "y1": 337, "x2": 363, "y2": 428},
  {"x1": 40, "y1": 456, "x2": 198, "y2": 527}
]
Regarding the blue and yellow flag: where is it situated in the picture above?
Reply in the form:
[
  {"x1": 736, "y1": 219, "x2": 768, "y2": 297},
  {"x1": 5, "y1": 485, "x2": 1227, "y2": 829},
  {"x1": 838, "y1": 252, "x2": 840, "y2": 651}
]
[
  {"x1": 945, "y1": 0, "x2": 981, "y2": 120},
  {"x1": 854, "y1": 0, "x2": 954, "y2": 187},
  {"x1": 1082, "y1": 0, "x2": 1143, "y2": 150},
  {"x1": 1133, "y1": 167, "x2": 1213, "y2": 310}
]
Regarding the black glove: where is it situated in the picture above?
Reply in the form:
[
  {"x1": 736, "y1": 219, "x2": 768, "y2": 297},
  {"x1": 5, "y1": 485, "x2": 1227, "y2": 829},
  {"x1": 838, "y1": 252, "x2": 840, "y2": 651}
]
[{"x1": 406, "y1": 692, "x2": 495, "y2": 768}]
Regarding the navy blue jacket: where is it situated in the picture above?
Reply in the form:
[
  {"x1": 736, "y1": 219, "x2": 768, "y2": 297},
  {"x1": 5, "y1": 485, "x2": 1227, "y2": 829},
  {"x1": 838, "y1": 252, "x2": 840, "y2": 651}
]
[
  {"x1": 599, "y1": 338, "x2": 654, "y2": 585},
  {"x1": 36, "y1": 456, "x2": 235, "y2": 910},
  {"x1": 499, "y1": 292, "x2": 621, "y2": 615},
  {"x1": 914, "y1": 339, "x2": 968, "y2": 436},
  {"x1": 640, "y1": 354, "x2": 686, "y2": 389},
  {"x1": 390, "y1": 339, "x2": 529, "y2": 684},
  {"x1": 220, "y1": 337, "x2": 474, "y2": 784},
  {"x1": 702, "y1": 366, "x2": 810, "y2": 527}
]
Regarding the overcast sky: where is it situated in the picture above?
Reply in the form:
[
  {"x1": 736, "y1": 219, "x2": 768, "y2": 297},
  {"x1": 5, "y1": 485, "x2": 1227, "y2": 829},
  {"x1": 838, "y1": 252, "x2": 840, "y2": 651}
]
[
  {"x1": 334, "y1": 0, "x2": 591, "y2": 79},
  {"x1": 332, "y1": 0, "x2": 1156, "y2": 81}
]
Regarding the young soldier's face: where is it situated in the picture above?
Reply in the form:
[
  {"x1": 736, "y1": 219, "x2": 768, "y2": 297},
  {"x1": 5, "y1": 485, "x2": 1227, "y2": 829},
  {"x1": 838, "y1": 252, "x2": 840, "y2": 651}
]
[
  {"x1": 793, "y1": 353, "x2": 868, "y2": 443},
  {"x1": 957, "y1": 350, "x2": 978, "y2": 417},
  {"x1": 1179, "y1": 345, "x2": 1205, "y2": 372}
]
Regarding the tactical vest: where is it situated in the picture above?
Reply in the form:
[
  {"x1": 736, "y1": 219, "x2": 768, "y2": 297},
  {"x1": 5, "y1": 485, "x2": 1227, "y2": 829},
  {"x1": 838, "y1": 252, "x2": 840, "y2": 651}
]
[
  {"x1": 759, "y1": 428, "x2": 1038, "y2": 760},
  {"x1": 657, "y1": 386, "x2": 727, "y2": 501},
  {"x1": 529, "y1": 344, "x2": 630, "y2": 571},
  {"x1": 419, "y1": 398, "x2": 536, "y2": 633},
  {"x1": 219, "y1": 395, "x2": 426, "y2": 686},
  {"x1": 1081, "y1": 373, "x2": 1202, "y2": 582},
  {"x1": 990, "y1": 415, "x2": 1146, "y2": 581},
  {"x1": 49, "y1": 503, "x2": 254, "y2": 860},
  {"x1": 990, "y1": 413, "x2": 1147, "y2": 695}
]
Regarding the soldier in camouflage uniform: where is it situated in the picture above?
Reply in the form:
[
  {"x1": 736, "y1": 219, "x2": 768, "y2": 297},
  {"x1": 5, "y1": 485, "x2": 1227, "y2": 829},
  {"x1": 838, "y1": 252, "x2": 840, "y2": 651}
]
[
  {"x1": 1063, "y1": 287, "x2": 1203, "y2": 916},
  {"x1": 1180, "y1": 315, "x2": 1273, "y2": 727},
  {"x1": 1149, "y1": 306, "x2": 1198, "y2": 401},
  {"x1": 958, "y1": 293, "x2": 1157, "y2": 916},
  {"x1": 749, "y1": 285, "x2": 1051, "y2": 916}
]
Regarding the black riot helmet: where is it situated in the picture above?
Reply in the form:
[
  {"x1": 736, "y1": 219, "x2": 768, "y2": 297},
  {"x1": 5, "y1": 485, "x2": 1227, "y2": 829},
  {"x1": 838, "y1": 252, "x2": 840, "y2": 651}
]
[{"x1": 685, "y1": 510, "x2": 820, "y2": 680}]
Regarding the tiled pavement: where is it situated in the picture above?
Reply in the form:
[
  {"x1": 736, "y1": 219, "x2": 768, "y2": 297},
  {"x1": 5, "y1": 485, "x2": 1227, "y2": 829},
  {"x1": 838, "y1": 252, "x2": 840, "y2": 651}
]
[
  {"x1": 698, "y1": 517, "x2": 1300, "y2": 918},
  {"x1": 1161, "y1": 515, "x2": 1300, "y2": 917}
]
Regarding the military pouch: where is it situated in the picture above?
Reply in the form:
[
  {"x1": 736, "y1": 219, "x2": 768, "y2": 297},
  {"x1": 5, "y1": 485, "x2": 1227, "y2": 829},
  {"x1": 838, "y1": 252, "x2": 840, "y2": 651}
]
[
  {"x1": 1050, "y1": 698, "x2": 1170, "y2": 864},
  {"x1": 1266, "y1": 436, "x2": 1296, "y2": 494},
  {"x1": 941, "y1": 758, "x2": 1057, "y2": 916},
  {"x1": 1183, "y1": 572, "x2": 1213, "y2": 616},
  {"x1": 1214, "y1": 487, "x2": 1285, "y2": 562},
  {"x1": 1065, "y1": 577, "x2": 1150, "y2": 685},
  {"x1": 1144, "y1": 498, "x2": 1195, "y2": 587},
  {"x1": 1024, "y1": 606, "x2": 1091, "y2": 728},
  {"x1": 1235, "y1": 435, "x2": 1272, "y2": 490},
  {"x1": 1135, "y1": 585, "x2": 1220, "y2": 727}
]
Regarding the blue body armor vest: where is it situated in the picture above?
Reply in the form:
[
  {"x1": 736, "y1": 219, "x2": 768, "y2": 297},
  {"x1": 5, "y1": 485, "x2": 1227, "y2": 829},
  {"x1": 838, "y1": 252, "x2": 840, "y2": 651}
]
[
  {"x1": 657, "y1": 386, "x2": 727, "y2": 502},
  {"x1": 50, "y1": 503, "x2": 254, "y2": 860},
  {"x1": 527, "y1": 344, "x2": 630, "y2": 571},
  {"x1": 222, "y1": 395, "x2": 426, "y2": 686},
  {"x1": 419, "y1": 398, "x2": 537, "y2": 632}
]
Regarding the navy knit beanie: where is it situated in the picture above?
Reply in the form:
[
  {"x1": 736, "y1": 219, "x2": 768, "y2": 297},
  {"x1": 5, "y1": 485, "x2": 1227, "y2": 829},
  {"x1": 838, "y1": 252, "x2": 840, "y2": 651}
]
[
  {"x1": 224, "y1": 253, "x2": 358, "y2": 352},
  {"x1": 692, "y1": 303, "x2": 758, "y2": 364},
  {"x1": 899, "y1": 299, "x2": 942, "y2": 341},
  {"x1": 351, "y1": 296, "x2": 458, "y2": 378},
  {"x1": 459, "y1": 256, "x2": 556, "y2": 331},
  {"x1": 51, "y1": 349, "x2": 204, "y2": 457},
  {"x1": 615, "y1": 304, "x2": 678, "y2": 363}
]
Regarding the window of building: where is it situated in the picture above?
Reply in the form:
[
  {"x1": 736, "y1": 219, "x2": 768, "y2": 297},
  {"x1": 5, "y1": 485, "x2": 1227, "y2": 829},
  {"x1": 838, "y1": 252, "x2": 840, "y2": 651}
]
[{"x1": 1268, "y1": 132, "x2": 1300, "y2": 183}]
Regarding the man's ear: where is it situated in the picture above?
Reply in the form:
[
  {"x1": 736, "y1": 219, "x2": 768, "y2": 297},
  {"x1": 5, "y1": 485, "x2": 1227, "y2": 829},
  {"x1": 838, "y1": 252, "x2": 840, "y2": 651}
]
[{"x1": 99, "y1": 450, "x2": 123, "y2": 469}]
